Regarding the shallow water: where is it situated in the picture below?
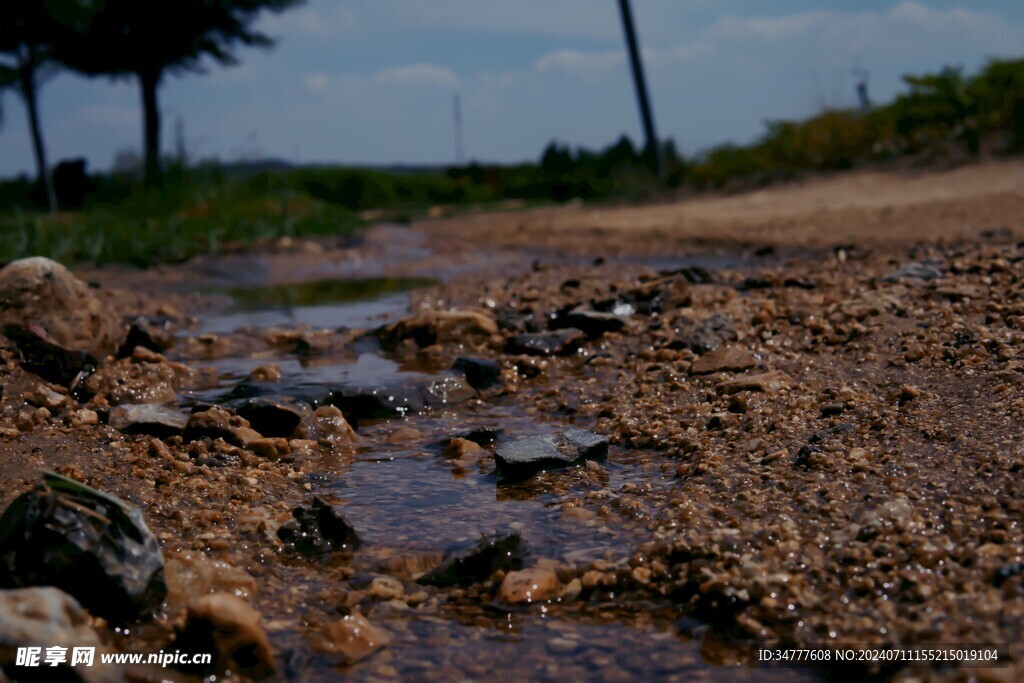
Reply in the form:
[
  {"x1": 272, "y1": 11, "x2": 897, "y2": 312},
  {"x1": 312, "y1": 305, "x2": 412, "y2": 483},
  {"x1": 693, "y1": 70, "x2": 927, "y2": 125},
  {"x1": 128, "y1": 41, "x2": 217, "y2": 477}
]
[{"x1": 183, "y1": 259, "x2": 825, "y2": 681}]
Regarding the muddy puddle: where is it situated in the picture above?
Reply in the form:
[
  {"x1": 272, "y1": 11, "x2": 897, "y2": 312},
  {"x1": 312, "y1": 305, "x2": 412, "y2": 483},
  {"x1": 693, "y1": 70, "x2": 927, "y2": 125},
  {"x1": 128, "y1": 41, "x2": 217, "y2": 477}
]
[{"x1": 173, "y1": 262, "x2": 824, "y2": 682}]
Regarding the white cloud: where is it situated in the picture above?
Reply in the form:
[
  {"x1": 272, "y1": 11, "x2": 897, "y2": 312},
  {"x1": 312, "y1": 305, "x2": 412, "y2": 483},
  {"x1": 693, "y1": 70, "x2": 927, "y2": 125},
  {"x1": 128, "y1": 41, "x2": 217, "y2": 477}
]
[
  {"x1": 534, "y1": 49, "x2": 625, "y2": 78},
  {"x1": 372, "y1": 64, "x2": 461, "y2": 90},
  {"x1": 260, "y1": 5, "x2": 358, "y2": 37}
]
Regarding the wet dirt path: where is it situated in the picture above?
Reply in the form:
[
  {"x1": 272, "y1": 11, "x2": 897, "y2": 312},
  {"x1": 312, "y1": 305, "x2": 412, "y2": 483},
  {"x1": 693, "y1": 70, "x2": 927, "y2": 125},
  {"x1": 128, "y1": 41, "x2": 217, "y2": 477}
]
[{"x1": 3, "y1": 161, "x2": 1024, "y2": 681}]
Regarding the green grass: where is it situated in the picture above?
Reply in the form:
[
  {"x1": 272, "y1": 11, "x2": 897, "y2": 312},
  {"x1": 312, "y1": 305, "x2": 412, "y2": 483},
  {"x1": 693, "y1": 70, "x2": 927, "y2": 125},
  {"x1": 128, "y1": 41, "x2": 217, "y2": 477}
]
[{"x1": 0, "y1": 174, "x2": 364, "y2": 268}]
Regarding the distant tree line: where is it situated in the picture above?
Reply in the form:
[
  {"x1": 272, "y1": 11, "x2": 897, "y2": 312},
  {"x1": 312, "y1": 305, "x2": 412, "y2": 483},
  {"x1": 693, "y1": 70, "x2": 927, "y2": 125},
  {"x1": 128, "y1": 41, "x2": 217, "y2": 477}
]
[{"x1": 0, "y1": 0, "x2": 301, "y2": 210}]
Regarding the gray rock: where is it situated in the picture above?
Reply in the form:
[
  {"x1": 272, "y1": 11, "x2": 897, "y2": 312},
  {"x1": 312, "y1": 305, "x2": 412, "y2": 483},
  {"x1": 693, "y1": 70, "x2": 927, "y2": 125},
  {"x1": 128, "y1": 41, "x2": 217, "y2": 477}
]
[
  {"x1": 0, "y1": 472, "x2": 166, "y2": 625},
  {"x1": 109, "y1": 403, "x2": 188, "y2": 437},
  {"x1": 495, "y1": 430, "x2": 609, "y2": 480},
  {"x1": 506, "y1": 328, "x2": 586, "y2": 356},
  {"x1": 0, "y1": 587, "x2": 122, "y2": 683},
  {"x1": 673, "y1": 313, "x2": 737, "y2": 354},
  {"x1": 277, "y1": 496, "x2": 359, "y2": 556},
  {"x1": 881, "y1": 261, "x2": 945, "y2": 282}
]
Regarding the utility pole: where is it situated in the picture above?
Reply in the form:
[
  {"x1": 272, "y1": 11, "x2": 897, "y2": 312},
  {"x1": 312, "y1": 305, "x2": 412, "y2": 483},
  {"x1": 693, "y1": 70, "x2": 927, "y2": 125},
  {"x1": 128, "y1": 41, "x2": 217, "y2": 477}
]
[
  {"x1": 453, "y1": 92, "x2": 464, "y2": 165},
  {"x1": 617, "y1": 0, "x2": 659, "y2": 174}
]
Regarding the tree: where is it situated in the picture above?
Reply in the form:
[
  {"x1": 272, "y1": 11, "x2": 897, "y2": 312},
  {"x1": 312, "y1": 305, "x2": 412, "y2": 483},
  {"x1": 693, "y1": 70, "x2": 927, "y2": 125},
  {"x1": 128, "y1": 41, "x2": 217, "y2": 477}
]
[
  {"x1": 0, "y1": 2, "x2": 69, "y2": 212},
  {"x1": 57, "y1": 0, "x2": 302, "y2": 187}
]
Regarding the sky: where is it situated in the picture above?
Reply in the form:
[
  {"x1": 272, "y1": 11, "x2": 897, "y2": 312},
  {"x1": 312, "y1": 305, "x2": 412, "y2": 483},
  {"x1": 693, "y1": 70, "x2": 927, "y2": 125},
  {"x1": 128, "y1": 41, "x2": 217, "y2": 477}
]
[{"x1": 1, "y1": 0, "x2": 1022, "y2": 177}]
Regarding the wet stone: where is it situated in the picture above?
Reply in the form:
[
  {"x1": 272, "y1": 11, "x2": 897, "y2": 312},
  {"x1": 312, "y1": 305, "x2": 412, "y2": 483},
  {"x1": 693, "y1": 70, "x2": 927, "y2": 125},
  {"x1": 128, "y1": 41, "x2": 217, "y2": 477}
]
[
  {"x1": 3, "y1": 324, "x2": 97, "y2": 387},
  {"x1": 506, "y1": 328, "x2": 586, "y2": 356},
  {"x1": 117, "y1": 316, "x2": 173, "y2": 358},
  {"x1": 314, "y1": 612, "x2": 392, "y2": 665},
  {"x1": 109, "y1": 403, "x2": 188, "y2": 438},
  {"x1": 230, "y1": 395, "x2": 311, "y2": 438},
  {"x1": 418, "y1": 530, "x2": 523, "y2": 587},
  {"x1": 495, "y1": 429, "x2": 609, "y2": 480},
  {"x1": 0, "y1": 472, "x2": 167, "y2": 625},
  {"x1": 451, "y1": 356, "x2": 502, "y2": 390},
  {"x1": 322, "y1": 384, "x2": 425, "y2": 422},
  {"x1": 173, "y1": 593, "x2": 275, "y2": 679},
  {"x1": 551, "y1": 306, "x2": 627, "y2": 339},
  {"x1": 183, "y1": 406, "x2": 262, "y2": 446},
  {"x1": 422, "y1": 374, "x2": 476, "y2": 408},
  {"x1": 498, "y1": 567, "x2": 562, "y2": 605},
  {"x1": 277, "y1": 496, "x2": 360, "y2": 555}
]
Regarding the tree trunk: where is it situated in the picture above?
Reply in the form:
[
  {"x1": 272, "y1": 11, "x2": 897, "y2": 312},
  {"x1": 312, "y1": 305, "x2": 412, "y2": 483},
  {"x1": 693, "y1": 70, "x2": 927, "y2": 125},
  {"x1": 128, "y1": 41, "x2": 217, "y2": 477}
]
[
  {"x1": 139, "y1": 68, "x2": 163, "y2": 187},
  {"x1": 19, "y1": 63, "x2": 57, "y2": 213}
]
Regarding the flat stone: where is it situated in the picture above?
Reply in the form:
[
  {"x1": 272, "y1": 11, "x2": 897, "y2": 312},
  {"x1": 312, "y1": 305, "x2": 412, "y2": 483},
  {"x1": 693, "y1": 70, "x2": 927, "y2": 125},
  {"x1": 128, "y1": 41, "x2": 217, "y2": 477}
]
[
  {"x1": 451, "y1": 356, "x2": 502, "y2": 390},
  {"x1": 882, "y1": 261, "x2": 945, "y2": 282},
  {"x1": 109, "y1": 403, "x2": 188, "y2": 438},
  {"x1": 716, "y1": 370, "x2": 791, "y2": 395},
  {"x1": 418, "y1": 530, "x2": 522, "y2": 587},
  {"x1": 690, "y1": 346, "x2": 756, "y2": 375},
  {"x1": 3, "y1": 324, "x2": 97, "y2": 387},
  {"x1": 551, "y1": 307, "x2": 626, "y2": 339},
  {"x1": 506, "y1": 328, "x2": 586, "y2": 356},
  {"x1": 495, "y1": 430, "x2": 609, "y2": 480}
]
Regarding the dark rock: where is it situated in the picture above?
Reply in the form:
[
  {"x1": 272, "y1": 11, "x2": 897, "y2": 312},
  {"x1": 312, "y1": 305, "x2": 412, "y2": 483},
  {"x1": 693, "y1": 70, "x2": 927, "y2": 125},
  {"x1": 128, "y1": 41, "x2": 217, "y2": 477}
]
[
  {"x1": 421, "y1": 375, "x2": 476, "y2": 408},
  {"x1": 451, "y1": 357, "x2": 502, "y2": 390},
  {"x1": 277, "y1": 496, "x2": 359, "y2": 555},
  {"x1": 117, "y1": 316, "x2": 173, "y2": 358},
  {"x1": 3, "y1": 323, "x2": 97, "y2": 387},
  {"x1": 735, "y1": 276, "x2": 774, "y2": 291},
  {"x1": 183, "y1": 406, "x2": 262, "y2": 446},
  {"x1": 551, "y1": 307, "x2": 626, "y2": 339},
  {"x1": 993, "y1": 563, "x2": 1024, "y2": 587},
  {"x1": 495, "y1": 429, "x2": 609, "y2": 480},
  {"x1": 819, "y1": 402, "x2": 846, "y2": 417},
  {"x1": 230, "y1": 395, "x2": 311, "y2": 438},
  {"x1": 881, "y1": 262, "x2": 945, "y2": 282},
  {"x1": 506, "y1": 328, "x2": 585, "y2": 356},
  {"x1": 0, "y1": 472, "x2": 166, "y2": 625},
  {"x1": 417, "y1": 530, "x2": 523, "y2": 587},
  {"x1": 322, "y1": 384, "x2": 425, "y2": 422},
  {"x1": 109, "y1": 403, "x2": 188, "y2": 438},
  {"x1": 783, "y1": 277, "x2": 817, "y2": 290},
  {"x1": 670, "y1": 314, "x2": 737, "y2": 354}
]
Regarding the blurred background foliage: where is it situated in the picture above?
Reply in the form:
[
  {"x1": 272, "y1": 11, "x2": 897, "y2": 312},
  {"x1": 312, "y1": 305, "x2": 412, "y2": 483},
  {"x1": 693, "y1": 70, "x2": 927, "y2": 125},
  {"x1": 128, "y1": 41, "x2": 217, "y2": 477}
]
[{"x1": 1, "y1": 55, "x2": 1022, "y2": 268}]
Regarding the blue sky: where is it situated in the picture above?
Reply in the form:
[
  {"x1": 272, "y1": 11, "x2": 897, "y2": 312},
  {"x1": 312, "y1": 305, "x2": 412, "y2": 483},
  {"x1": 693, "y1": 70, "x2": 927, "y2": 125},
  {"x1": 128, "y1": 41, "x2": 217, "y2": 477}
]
[{"x1": 1, "y1": 0, "x2": 1022, "y2": 176}]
